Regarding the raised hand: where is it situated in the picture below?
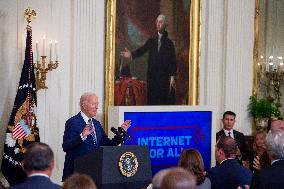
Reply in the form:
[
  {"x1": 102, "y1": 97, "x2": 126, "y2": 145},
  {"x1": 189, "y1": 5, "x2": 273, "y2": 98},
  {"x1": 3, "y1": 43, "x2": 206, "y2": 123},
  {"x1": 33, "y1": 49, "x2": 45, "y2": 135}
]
[
  {"x1": 82, "y1": 124, "x2": 95, "y2": 137},
  {"x1": 121, "y1": 120, "x2": 131, "y2": 131},
  {"x1": 253, "y1": 155, "x2": 261, "y2": 170}
]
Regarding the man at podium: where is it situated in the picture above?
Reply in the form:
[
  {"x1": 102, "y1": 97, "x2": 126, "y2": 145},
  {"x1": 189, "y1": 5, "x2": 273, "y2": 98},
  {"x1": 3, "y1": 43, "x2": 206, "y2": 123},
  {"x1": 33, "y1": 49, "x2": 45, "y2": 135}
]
[{"x1": 62, "y1": 92, "x2": 131, "y2": 181}]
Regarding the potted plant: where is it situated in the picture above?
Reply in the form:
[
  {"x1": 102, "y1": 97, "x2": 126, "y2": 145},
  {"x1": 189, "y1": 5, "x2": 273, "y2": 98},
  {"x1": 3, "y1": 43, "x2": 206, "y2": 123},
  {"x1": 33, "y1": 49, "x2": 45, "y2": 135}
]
[{"x1": 247, "y1": 96, "x2": 280, "y2": 128}]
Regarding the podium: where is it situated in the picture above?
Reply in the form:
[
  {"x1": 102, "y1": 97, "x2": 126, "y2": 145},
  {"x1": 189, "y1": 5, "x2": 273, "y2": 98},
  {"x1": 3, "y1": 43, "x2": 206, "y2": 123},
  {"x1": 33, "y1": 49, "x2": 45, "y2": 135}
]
[{"x1": 74, "y1": 145, "x2": 152, "y2": 189}]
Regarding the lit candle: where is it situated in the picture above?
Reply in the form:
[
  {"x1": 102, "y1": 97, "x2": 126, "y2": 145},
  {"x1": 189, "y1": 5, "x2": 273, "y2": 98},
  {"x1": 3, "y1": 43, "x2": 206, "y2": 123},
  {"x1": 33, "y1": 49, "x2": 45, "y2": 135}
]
[
  {"x1": 257, "y1": 62, "x2": 261, "y2": 73},
  {"x1": 55, "y1": 40, "x2": 58, "y2": 61},
  {"x1": 266, "y1": 61, "x2": 269, "y2": 72},
  {"x1": 42, "y1": 35, "x2": 46, "y2": 56},
  {"x1": 36, "y1": 40, "x2": 39, "y2": 61},
  {"x1": 269, "y1": 62, "x2": 273, "y2": 72},
  {"x1": 280, "y1": 62, "x2": 284, "y2": 72},
  {"x1": 49, "y1": 40, "x2": 53, "y2": 62}
]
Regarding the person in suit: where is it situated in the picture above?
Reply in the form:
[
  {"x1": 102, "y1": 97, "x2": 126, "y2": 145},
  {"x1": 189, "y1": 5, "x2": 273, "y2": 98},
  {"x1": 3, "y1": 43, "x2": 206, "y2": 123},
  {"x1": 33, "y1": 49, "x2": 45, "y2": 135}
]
[
  {"x1": 216, "y1": 111, "x2": 249, "y2": 162},
  {"x1": 62, "y1": 92, "x2": 131, "y2": 181},
  {"x1": 251, "y1": 130, "x2": 284, "y2": 189},
  {"x1": 120, "y1": 14, "x2": 177, "y2": 105},
  {"x1": 7, "y1": 142, "x2": 60, "y2": 189},
  {"x1": 206, "y1": 136, "x2": 252, "y2": 189}
]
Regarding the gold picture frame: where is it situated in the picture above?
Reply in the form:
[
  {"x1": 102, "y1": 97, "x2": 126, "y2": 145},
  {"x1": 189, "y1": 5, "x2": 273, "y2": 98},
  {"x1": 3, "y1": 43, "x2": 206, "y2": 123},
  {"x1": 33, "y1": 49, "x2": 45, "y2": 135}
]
[
  {"x1": 252, "y1": 0, "x2": 259, "y2": 96},
  {"x1": 104, "y1": 0, "x2": 201, "y2": 127}
]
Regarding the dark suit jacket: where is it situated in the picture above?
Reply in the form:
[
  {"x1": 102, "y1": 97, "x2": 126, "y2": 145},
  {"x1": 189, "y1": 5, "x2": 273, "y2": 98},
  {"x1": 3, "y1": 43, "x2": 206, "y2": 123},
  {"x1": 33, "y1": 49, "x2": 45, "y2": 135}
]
[
  {"x1": 251, "y1": 159, "x2": 284, "y2": 189},
  {"x1": 7, "y1": 176, "x2": 60, "y2": 189},
  {"x1": 216, "y1": 129, "x2": 249, "y2": 160},
  {"x1": 62, "y1": 113, "x2": 123, "y2": 181},
  {"x1": 206, "y1": 159, "x2": 252, "y2": 189},
  {"x1": 131, "y1": 31, "x2": 177, "y2": 105}
]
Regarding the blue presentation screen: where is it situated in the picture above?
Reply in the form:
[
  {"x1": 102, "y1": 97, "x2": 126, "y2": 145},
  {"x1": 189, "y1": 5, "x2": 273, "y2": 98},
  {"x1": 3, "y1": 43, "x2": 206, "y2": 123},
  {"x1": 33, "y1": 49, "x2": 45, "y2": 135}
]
[{"x1": 124, "y1": 111, "x2": 212, "y2": 175}]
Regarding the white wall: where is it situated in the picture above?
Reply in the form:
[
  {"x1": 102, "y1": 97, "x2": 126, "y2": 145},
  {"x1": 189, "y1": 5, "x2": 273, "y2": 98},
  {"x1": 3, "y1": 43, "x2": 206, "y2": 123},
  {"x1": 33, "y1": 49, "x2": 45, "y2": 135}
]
[
  {"x1": 0, "y1": 0, "x2": 255, "y2": 185},
  {"x1": 200, "y1": 0, "x2": 255, "y2": 135}
]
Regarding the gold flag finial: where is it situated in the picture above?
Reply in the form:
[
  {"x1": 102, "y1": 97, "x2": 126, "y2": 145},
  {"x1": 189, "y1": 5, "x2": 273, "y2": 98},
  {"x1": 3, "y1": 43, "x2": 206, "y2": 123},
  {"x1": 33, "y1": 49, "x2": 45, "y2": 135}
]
[{"x1": 24, "y1": 7, "x2": 36, "y2": 25}]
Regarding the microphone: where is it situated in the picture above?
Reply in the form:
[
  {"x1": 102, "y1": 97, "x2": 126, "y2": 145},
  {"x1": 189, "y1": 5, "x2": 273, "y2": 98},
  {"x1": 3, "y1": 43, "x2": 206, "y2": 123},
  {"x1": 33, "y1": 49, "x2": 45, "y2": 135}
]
[
  {"x1": 118, "y1": 127, "x2": 129, "y2": 137},
  {"x1": 111, "y1": 127, "x2": 121, "y2": 136}
]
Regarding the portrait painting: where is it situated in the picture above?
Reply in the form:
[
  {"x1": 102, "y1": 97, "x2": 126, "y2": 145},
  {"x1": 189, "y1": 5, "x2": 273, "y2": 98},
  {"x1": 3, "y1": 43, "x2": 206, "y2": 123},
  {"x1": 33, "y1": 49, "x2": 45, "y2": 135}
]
[{"x1": 105, "y1": 0, "x2": 200, "y2": 113}]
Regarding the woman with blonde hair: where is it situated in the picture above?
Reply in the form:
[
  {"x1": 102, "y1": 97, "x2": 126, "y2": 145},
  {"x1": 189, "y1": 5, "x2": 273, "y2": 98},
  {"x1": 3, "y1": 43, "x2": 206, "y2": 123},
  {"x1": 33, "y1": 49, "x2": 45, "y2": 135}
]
[
  {"x1": 178, "y1": 149, "x2": 210, "y2": 189},
  {"x1": 248, "y1": 130, "x2": 270, "y2": 172}
]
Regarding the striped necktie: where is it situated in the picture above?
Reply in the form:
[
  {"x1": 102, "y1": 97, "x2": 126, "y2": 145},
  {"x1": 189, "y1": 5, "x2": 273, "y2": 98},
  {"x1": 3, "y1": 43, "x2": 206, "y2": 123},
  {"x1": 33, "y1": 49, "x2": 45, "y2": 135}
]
[{"x1": 88, "y1": 118, "x2": 97, "y2": 146}]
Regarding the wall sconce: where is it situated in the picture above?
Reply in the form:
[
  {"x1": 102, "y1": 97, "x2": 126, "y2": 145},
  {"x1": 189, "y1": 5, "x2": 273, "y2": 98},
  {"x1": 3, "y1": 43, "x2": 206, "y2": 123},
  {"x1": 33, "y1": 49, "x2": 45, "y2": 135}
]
[
  {"x1": 34, "y1": 35, "x2": 59, "y2": 90},
  {"x1": 257, "y1": 53, "x2": 284, "y2": 106}
]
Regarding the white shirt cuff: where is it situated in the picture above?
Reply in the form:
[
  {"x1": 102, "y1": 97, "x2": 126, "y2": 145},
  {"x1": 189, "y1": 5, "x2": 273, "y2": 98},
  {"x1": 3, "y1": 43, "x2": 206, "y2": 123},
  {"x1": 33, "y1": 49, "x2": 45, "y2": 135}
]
[{"x1": 80, "y1": 133, "x2": 87, "y2": 141}]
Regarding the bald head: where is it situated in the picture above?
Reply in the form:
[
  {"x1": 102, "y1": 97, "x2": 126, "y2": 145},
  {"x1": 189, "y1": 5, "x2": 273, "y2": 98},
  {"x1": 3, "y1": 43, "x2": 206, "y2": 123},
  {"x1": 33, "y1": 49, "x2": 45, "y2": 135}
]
[{"x1": 271, "y1": 120, "x2": 284, "y2": 132}]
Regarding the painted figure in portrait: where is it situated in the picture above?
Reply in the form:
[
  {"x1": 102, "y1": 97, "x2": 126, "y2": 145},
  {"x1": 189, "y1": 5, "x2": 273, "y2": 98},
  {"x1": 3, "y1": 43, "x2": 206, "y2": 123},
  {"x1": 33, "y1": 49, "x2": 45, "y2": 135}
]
[{"x1": 114, "y1": 0, "x2": 190, "y2": 105}]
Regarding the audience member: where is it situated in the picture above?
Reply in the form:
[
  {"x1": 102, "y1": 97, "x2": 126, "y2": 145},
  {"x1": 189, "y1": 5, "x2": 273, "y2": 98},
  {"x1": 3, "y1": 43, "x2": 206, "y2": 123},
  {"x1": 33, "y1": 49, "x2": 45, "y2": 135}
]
[
  {"x1": 62, "y1": 173, "x2": 97, "y2": 189},
  {"x1": 206, "y1": 136, "x2": 252, "y2": 189},
  {"x1": 178, "y1": 149, "x2": 211, "y2": 189},
  {"x1": 216, "y1": 111, "x2": 249, "y2": 163},
  {"x1": 251, "y1": 130, "x2": 284, "y2": 189},
  {"x1": 7, "y1": 142, "x2": 60, "y2": 189},
  {"x1": 150, "y1": 168, "x2": 172, "y2": 189},
  {"x1": 160, "y1": 167, "x2": 196, "y2": 189},
  {"x1": 247, "y1": 130, "x2": 270, "y2": 172},
  {"x1": 251, "y1": 119, "x2": 284, "y2": 171},
  {"x1": 270, "y1": 120, "x2": 284, "y2": 131}
]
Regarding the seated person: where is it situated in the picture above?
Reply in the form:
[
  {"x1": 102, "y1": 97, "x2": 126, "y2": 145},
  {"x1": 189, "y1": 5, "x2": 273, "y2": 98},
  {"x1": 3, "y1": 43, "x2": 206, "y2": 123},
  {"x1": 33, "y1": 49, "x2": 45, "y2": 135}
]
[
  {"x1": 7, "y1": 142, "x2": 60, "y2": 189},
  {"x1": 251, "y1": 130, "x2": 284, "y2": 188},
  {"x1": 160, "y1": 167, "x2": 196, "y2": 189},
  {"x1": 178, "y1": 148, "x2": 211, "y2": 189},
  {"x1": 206, "y1": 136, "x2": 252, "y2": 189},
  {"x1": 252, "y1": 119, "x2": 284, "y2": 171},
  {"x1": 62, "y1": 173, "x2": 97, "y2": 189},
  {"x1": 247, "y1": 130, "x2": 270, "y2": 172}
]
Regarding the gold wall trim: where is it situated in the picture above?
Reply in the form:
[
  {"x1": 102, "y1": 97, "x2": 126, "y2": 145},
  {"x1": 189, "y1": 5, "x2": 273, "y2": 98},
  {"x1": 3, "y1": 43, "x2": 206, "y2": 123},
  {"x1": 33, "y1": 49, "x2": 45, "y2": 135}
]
[
  {"x1": 105, "y1": 0, "x2": 201, "y2": 128},
  {"x1": 189, "y1": 0, "x2": 201, "y2": 105},
  {"x1": 104, "y1": 0, "x2": 116, "y2": 130},
  {"x1": 253, "y1": 0, "x2": 260, "y2": 96}
]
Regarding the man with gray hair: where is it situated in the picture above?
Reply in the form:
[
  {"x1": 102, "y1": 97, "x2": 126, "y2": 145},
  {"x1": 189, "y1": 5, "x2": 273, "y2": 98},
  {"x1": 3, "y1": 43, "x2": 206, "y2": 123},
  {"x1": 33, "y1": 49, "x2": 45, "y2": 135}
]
[
  {"x1": 120, "y1": 14, "x2": 177, "y2": 105},
  {"x1": 62, "y1": 92, "x2": 131, "y2": 181},
  {"x1": 251, "y1": 130, "x2": 284, "y2": 189}
]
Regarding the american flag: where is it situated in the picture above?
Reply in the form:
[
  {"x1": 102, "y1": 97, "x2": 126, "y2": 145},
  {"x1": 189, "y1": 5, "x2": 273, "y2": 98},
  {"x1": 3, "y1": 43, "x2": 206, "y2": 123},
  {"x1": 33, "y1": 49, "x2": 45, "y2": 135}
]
[
  {"x1": 1, "y1": 26, "x2": 39, "y2": 185},
  {"x1": 12, "y1": 120, "x2": 31, "y2": 139}
]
